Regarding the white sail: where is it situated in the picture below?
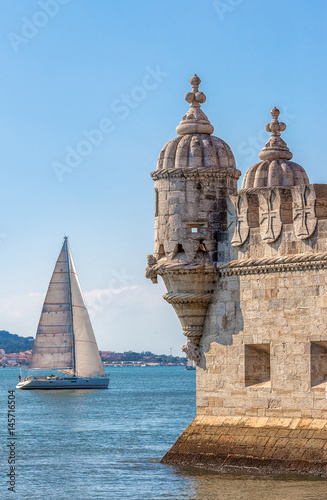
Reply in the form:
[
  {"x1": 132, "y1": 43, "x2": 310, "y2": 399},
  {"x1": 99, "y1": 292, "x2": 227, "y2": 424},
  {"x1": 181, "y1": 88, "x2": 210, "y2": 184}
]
[
  {"x1": 30, "y1": 243, "x2": 74, "y2": 370},
  {"x1": 68, "y1": 247, "x2": 106, "y2": 378},
  {"x1": 29, "y1": 238, "x2": 106, "y2": 378}
]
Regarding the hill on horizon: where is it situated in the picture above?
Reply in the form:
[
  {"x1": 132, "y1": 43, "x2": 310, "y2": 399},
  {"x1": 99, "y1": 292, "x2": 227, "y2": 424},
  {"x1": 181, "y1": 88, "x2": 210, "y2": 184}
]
[{"x1": 0, "y1": 330, "x2": 34, "y2": 353}]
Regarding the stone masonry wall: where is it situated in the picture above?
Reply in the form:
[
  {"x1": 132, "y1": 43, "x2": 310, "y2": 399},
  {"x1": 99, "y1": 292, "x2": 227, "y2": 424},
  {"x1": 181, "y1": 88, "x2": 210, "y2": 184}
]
[
  {"x1": 198, "y1": 265, "x2": 327, "y2": 420},
  {"x1": 162, "y1": 217, "x2": 327, "y2": 475},
  {"x1": 162, "y1": 415, "x2": 327, "y2": 476},
  {"x1": 197, "y1": 218, "x2": 327, "y2": 420}
]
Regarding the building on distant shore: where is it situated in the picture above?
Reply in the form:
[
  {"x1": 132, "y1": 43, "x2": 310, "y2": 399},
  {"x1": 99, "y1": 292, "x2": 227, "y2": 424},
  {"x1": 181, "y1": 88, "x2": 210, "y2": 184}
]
[
  {"x1": 0, "y1": 348, "x2": 185, "y2": 368},
  {"x1": 146, "y1": 74, "x2": 327, "y2": 476},
  {"x1": 0, "y1": 350, "x2": 32, "y2": 366}
]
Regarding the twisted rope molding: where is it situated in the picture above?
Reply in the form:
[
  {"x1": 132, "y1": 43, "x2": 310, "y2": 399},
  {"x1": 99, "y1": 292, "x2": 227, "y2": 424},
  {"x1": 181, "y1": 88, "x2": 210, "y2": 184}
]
[
  {"x1": 163, "y1": 291, "x2": 213, "y2": 305},
  {"x1": 147, "y1": 261, "x2": 217, "y2": 275},
  {"x1": 182, "y1": 326, "x2": 203, "y2": 337},
  {"x1": 151, "y1": 166, "x2": 241, "y2": 181},
  {"x1": 220, "y1": 252, "x2": 327, "y2": 268},
  {"x1": 147, "y1": 252, "x2": 327, "y2": 279},
  {"x1": 218, "y1": 252, "x2": 327, "y2": 276},
  {"x1": 237, "y1": 186, "x2": 293, "y2": 195}
]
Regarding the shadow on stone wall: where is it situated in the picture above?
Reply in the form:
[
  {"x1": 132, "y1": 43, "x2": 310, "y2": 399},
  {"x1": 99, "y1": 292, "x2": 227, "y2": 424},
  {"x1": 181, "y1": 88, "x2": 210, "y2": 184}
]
[{"x1": 200, "y1": 274, "x2": 243, "y2": 370}]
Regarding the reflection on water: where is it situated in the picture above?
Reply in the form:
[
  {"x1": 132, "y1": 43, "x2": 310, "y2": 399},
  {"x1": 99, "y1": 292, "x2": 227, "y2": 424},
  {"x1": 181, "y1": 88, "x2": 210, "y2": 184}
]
[{"x1": 172, "y1": 466, "x2": 327, "y2": 500}]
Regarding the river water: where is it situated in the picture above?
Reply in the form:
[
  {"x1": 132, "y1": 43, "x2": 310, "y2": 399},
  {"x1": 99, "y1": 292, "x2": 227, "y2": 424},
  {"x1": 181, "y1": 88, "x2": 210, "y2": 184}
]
[{"x1": 1, "y1": 366, "x2": 326, "y2": 499}]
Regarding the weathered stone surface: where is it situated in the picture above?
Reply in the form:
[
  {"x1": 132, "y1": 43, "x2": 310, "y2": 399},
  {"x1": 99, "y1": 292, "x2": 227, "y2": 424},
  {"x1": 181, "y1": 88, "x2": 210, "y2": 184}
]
[
  {"x1": 147, "y1": 80, "x2": 327, "y2": 476},
  {"x1": 161, "y1": 416, "x2": 327, "y2": 476},
  {"x1": 147, "y1": 75, "x2": 240, "y2": 362},
  {"x1": 227, "y1": 194, "x2": 250, "y2": 247},
  {"x1": 292, "y1": 184, "x2": 317, "y2": 240},
  {"x1": 241, "y1": 108, "x2": 309, "y2": 190},
  {"x1": 258, "y1": 188, "x2": 282, "y2": 243}
]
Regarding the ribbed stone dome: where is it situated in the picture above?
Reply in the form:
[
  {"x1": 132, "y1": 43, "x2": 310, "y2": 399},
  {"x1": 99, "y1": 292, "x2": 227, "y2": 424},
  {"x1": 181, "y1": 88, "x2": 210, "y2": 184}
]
[
  {"x1": 157, "y1": 134, "x2": 236, "y2": 170},
  {"x1": 242, "y1": 159, "x2": 308, "y2": 189},
  {"x1": 242, "y1": 107, "x2": 309, "y2": 190},
  {"x1": 157, "y1": 75, "x2": 236, "y2": 171}
]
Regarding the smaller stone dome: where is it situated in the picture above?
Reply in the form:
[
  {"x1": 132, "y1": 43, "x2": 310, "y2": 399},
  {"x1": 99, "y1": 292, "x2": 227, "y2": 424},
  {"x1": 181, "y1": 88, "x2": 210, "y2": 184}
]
[
  {"x1": 157, "y1": 75, "x2": 236, "y2": 171},
  {"x1": 242, "y1": 107, "x2": 309, "y2": 190}
]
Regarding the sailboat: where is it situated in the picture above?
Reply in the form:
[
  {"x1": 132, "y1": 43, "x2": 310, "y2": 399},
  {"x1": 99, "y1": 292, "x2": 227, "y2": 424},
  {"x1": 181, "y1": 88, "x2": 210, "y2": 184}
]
[{"x1": 17, "y1": 237, "x2": 109, "y2": 390}]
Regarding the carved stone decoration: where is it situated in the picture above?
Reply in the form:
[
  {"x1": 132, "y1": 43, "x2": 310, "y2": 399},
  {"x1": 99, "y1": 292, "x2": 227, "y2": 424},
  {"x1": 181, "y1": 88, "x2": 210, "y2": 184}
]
[
  {"x1": 258, "y1": 189, "x2": 282, "y2": 243},
  {"x1": 145, "y1": 254, "x2": 158, "y2": 283},
  {"x1": 242, "y1": 107, "x2": 309, "y2": 190},
  {"x1": 156, "y1": 265, "x2": 217, "y2": 365},
  {"x1": 292, "y1": 185, "x2": 317, "y2": 240},
  {"x1": 227, "y1": 194, "x2": 250, "y2": 247},
  {"x1": 162, "y1": 290, "x2": 213, "y2": 365},
  {"x1": 182, "y1": 339, "x2": 200, "y2": 363}
]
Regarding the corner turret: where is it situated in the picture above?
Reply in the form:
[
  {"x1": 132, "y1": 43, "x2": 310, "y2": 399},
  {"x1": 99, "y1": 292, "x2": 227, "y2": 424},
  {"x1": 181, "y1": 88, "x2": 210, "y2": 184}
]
[{"x1": 146, "y1": 75, "x2": 241, "y2": 362}]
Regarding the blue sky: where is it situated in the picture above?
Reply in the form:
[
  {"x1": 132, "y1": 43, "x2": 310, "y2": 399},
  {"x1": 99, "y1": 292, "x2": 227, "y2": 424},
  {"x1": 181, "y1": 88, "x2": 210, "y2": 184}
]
[{"x1": 0, "y1": 0, "x2": 326, "y2": 354}]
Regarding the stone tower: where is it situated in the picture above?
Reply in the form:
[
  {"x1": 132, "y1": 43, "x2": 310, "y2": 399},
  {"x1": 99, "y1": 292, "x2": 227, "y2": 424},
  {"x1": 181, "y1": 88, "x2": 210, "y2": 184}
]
[
  {"x1": 146, "y1": 75, "x2": 240, "y2": 362},
  {"x1": 147, "y1": 76, "x2": 327, "y2": 476}
]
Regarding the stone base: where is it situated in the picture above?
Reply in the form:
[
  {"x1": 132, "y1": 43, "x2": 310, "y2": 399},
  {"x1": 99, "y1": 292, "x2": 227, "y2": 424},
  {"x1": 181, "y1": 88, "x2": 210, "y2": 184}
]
[{"x1": 161, "y1": 416, "x2": 327, "y2": 476}]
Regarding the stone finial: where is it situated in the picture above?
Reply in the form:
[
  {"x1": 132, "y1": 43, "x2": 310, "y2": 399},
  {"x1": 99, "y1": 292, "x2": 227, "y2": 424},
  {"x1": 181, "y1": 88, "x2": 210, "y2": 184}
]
[
  {"x1": 242, "y1": 106, "x2": 309, "y2": 190},
  {"x1": 259, "y1": 107, "x2": 293, "y2": 160},
  {"x1": 176, "y1": 74, "x2": 214, "y2": 136},
  {"x1": 184, "y1": 74, "x2": 206, "y2": 108},
  {"x1": 259, "y1": 107, "x2": 293, "y2": 161},
  {"x1": 265, "y1": 107, "x2": 286, "y2": 136}
]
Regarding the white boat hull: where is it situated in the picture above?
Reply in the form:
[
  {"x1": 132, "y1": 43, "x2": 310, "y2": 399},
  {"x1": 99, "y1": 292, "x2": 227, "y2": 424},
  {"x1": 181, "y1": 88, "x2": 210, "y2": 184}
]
[{"x1": 16, "y1": 376, "x2": 109, "y2": 390}]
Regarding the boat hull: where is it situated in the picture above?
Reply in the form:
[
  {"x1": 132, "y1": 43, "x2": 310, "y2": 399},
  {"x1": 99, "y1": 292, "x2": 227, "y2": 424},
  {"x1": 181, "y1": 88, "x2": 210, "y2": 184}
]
[{"x1": 16, "y1": 376, "x2": 109, "y2": 390}]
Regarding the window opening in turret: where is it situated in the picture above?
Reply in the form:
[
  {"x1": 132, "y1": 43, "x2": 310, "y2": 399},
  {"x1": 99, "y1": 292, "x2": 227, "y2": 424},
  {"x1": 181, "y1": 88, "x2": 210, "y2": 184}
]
[
  {"x1": 172, "y1": 244, "x2": 186, "y2": 260},
  {"x1": 187, "y1": 224, "x2": 206, "y2": 235},
  {"x1": 195, "y1": 240, "x2": 209, "y2": 262},
  {"x1": 158, "y1": 244, "x2": 165, "y2": 260}
]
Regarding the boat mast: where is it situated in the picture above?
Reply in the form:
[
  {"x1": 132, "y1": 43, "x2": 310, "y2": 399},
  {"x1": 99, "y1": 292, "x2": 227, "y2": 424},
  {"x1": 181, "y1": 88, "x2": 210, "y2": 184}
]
[{"x1": 64, "y1": 236, "x2": 76, "y2": 377}]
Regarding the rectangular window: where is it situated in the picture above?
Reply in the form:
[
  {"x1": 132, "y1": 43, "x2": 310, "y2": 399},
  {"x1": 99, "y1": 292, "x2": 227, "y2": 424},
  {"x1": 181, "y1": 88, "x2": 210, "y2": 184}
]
[
  {"x1": 310, "y1": 341, "x2": 327, "y2": 387},
  {"x1": 245, "y1": 344, "x2": 271, "y2": 387},
  {"x1": 186, "y1": 224, "x2": 206, "y2": 235}
]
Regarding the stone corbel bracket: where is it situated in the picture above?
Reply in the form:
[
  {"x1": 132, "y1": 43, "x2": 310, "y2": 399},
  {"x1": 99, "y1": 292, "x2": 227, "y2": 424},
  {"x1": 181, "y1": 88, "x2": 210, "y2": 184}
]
[
  {"x1": 163, "y1": 291, "x2": 213, "y2": 364},
  {"x1": 146, "y1": 257, "x2": 217, "y2": 365}
]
